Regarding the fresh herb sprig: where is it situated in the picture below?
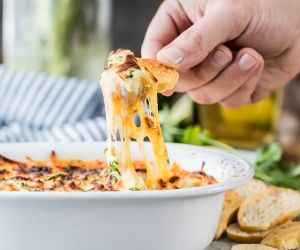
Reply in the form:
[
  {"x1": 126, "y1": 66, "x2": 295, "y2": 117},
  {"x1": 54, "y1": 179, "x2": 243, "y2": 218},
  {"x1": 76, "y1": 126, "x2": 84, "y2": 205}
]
[
  {"x1": 253, "y1": 143, "x2": 300, "y2": 190},
  {"x1": 109, "y1": 160, "x2": 121, "y2": 182}
]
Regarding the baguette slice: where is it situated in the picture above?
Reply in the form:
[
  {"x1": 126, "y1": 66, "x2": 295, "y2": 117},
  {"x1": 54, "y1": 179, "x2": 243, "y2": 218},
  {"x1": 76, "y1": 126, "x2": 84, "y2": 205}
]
[
  {"x1": 214, "y1": 190, "x2": 242, "y2": 240},
  {"x1": 238, "y1": 188, "x2": 300, "y2": 232},
  {"x1": 234, "y1": 179, "x2": 268, "y2": 200},
  {"x1": 262, "y1": 221, "x2": 300, "y2": 250},
  {"x1": 136, "y1": 58, "x2": 179, "y2": 92},
  {"x1": 231, "y1": 244, "x2": 277, "y2": 250},
  {"x1": 227, "y1": 223, "x2": 271, "y2": 243}
]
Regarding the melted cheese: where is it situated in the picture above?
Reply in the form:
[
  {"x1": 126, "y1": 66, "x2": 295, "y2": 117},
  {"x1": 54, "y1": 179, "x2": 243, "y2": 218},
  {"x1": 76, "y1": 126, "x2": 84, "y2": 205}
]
[{"x1": 100, "y1": 49, "x2": 171, "y2": 190}]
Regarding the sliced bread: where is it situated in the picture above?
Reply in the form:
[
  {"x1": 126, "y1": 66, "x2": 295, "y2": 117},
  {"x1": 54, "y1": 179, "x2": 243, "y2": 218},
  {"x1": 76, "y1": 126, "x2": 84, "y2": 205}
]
[
  {"x1": 262, "y1": 221, "x2": 300, "y2": 250},
  {"x1": 214, "y1": 190, "x2": 242, "y2": 240},
  {"x1": 238, "y1": 188, "x2": 300, "y2": 231},
  {"x1": 226, "y1": 223, "x2": 270, "y2": 243},
  {"x1": 234, "y1": 179, "x2": 268, "y2": 200},
  {"x1": 136, "y1": 58, "x2": 179, "y2": 92},
  {"x1": 231, "y1": 244, "x2": 277, "y2": 250}
]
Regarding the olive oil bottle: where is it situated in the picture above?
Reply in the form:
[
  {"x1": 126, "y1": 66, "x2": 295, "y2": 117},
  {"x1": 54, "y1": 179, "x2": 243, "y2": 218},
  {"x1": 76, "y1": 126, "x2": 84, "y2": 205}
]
[{"x1": 198, "y1": 91, "x2": 282, "y2": 149}]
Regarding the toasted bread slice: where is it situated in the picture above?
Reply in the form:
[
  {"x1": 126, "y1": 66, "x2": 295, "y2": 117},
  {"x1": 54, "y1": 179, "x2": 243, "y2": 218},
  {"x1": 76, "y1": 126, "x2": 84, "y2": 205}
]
[
  {"x1": 231, "y1": 244, "x2": 277, "y2": 250},
  {"x1": 104, "y1": 49, "x2": 178, "y2": 94},
  {"x1": 234, "y1": 179, "x2": 268, "y2": 200},
  {"x1": 137, "y1": 58, "x2": 179, "y2": 92},
  {"x1": 227, "y1": 223, "x2": 271, "y2": 243},
  {"x1": 238, "y1": 188, "x2": 300, "y2": 232},
  {"x1": 261, "y1": 221, "x2": 300, "y2": 250},
  {"x1": 214, "y1": 190, "x2": 242, "y2": 240}
]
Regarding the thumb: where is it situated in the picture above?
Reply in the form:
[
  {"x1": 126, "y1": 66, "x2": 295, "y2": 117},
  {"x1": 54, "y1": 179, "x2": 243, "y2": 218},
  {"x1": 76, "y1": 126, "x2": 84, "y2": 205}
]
[{"x1": 157, "y1": 3, "x2": 251, "y2": 71}]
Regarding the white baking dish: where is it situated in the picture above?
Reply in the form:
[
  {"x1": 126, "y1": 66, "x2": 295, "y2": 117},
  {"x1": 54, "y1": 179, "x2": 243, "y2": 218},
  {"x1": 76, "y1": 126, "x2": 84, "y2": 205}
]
[{"x1": 0, "y1": 142, "x2": 253, "y2": 250}]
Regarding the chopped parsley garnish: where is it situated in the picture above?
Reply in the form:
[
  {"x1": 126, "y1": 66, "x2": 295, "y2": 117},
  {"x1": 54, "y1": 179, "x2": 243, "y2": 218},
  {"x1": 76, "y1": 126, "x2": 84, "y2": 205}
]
[
  {"x1": 108, "y1": 55, "x2": 123, "y2": 64},
  {"x1": 109, "y1": 160, "x2": 120, "y2": 175},
  {"x1": 108, "y1": 160, "x2": 121, "y2": 183},
  {"x1": 129, "y1": 187, "x2": 142, "y2": 191},
  {"x1": 125, "y1": 70, "x2": 134, "y2": 79},
  {"x1": 13, "y1": 180, "x2": 26, "y2": 188},
  {"x1": 94, "y1": 172, "x2": 102, "y2": 180},
  {"x1": 29, "y1": 189, "x2": 42, "y2": 192},
  {"x1": 43, "y1": 172, "x2": 66, "y2": 181}
]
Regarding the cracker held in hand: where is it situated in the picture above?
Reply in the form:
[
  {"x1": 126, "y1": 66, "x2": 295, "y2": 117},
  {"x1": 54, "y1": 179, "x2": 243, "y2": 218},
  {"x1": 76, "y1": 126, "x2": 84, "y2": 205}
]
[
  {"x1": 226, "y1": 223, "x2": 271, "y2": 243},
  {"x1": 214, "y1": 190, "x2": 242, "y2": 240},
  {"x1": 261, "y1": 221, "x2": 300, "y2": 250},
  {"x1": 238, "y1": 188, "x2": 300, "y2": 232},
  {"x1": 231, "y1": 244, "x2": 277, "y2": 250},
  {"x1": 137, "y1": 58, "x2": 179, "y2": 92}
]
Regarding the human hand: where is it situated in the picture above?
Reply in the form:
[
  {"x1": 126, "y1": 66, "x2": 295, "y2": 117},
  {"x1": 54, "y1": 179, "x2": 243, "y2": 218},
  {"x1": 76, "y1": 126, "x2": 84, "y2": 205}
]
[{"x1": 142, "y1": 0, "x2": 300, "y2": 107}]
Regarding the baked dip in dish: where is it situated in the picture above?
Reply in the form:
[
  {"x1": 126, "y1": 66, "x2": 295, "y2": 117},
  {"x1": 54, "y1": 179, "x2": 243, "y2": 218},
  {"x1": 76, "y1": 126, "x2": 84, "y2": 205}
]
[
  {"x1": 0, "y1": 150, "x2": 216, "y2": 192},
  {"x1": 0, "y1": 50, "x2": 253, "y2": 250}
]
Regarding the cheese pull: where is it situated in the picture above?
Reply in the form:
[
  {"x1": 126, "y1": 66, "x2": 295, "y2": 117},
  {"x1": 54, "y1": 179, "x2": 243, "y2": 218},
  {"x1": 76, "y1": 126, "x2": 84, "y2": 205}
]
[{"x1": 100, "y1": 49, "x2": 179, "y2": 190}]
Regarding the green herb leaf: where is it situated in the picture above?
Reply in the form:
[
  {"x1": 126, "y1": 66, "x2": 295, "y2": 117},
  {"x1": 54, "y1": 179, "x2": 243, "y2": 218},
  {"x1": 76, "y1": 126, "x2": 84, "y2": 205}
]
[
  {"x1": 43, "y1": 172, "x2": 66, "y2": 181},
  {"x1": 13, "y1": 180, "x2": 27, "y2": 188},
  {"x1": 254, "y1": 143, "x2": 300, "y2": 191},
  {"x1": 29, "y1": 189, "x2": 42, "y2": 192},
  {"x1": 109, "y1": 160, "x2": 120, "y2": 175},
  {"x1": 125, "y1": 70, "x2": 134, "y2": 79},
  {"x1": 129, "y1": 187, "x2": 142, "y2": 191}
]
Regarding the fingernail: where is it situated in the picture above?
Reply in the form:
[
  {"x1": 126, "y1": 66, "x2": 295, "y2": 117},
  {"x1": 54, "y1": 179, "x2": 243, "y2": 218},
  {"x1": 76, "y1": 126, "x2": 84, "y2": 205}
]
[
  {"x1": 238, "y1": 53, "x2": 257, "y2": 71},
  {"x1": 158, "y1": 46, "x2": 184, "y2": 65},
  {"x1": 212, "y1": 49, "x2": 230, "y2": 66}
]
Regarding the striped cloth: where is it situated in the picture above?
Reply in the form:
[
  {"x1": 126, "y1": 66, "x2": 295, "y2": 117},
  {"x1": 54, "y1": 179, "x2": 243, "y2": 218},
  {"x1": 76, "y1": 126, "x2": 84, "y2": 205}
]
[{"x1": 0, "y1": 65, "x2": 107, "y2": 142}]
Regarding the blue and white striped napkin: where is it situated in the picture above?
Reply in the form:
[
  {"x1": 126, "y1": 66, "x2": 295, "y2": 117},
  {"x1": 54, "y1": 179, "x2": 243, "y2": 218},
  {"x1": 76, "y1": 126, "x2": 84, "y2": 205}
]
[{"x1": 0, "y1": 65, "x2": 107, "y2": 142}]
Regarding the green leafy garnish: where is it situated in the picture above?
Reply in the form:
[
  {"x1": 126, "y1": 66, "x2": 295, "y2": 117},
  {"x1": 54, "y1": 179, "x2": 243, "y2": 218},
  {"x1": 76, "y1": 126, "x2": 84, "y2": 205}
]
[
  {"x1": 13, "y1": 180, "x2": 26, "y2": 188},
  {"x1": 125, "y1": 70, "x2": 134, "y2": 79},
  {"x1": 29, "y1": 189, "x2": 42, "y2": 192},
  {"x1": 43, "y1": 172, "x2": 66, "y2": 181},
  {"x1": 93, "y1": 172, "x2": 103, "y2": 180},
  {"x1": 109, "y1": 160, "x2": 120, "y2": 175},
  {"x1": 253, "y1": 143, "x2": 300, "y2": 190},
  {"x1": 129, "y1": 187, "x2": 142, "y2": 191},
  {"x1": 109, "y1": 160, "x2": 121, "y2": 182}
]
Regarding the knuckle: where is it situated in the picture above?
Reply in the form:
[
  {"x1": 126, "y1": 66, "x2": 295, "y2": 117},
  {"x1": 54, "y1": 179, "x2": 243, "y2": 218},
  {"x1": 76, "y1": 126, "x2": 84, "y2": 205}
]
[
  {"x1": 194, "y1": 67, "x2": 211, "y2": 82},
  {"x1": 251, "y1": 91, "x2": 268, "y2": 103},
  {"x1": 160, "y1": 0, "x2": 171, "y2": 9},
  {"x1": 223, "y1": 0, "x2": 247, "y2": 14},
  {"x1": 221, "y1": 99, "x2": 244, "y2": 108},
  {"x1": 251, "y1": 84, "x2": 271, "y2": 103},
  {"x1": 215, "y1": 0, "x2": 251, "y2": 33},
  {"x1": 185, "y1": 28, "x2": 205, "y2": 49},
  {"x1": 189, "y1": 91, "x2": 216, "y2": 105}
]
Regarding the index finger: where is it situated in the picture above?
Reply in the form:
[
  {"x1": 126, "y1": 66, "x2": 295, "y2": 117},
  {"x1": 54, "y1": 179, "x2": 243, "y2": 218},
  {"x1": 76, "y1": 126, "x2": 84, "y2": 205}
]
[{"x1": 141, "y1": 1, "x2": 192, "y2": 59}]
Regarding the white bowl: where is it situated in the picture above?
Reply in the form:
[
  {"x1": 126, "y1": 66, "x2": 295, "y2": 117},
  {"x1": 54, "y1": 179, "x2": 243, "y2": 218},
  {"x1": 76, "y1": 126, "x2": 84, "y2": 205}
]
[{"x1": 0, "y1": 142, "x2": 253, "y2": 250}]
